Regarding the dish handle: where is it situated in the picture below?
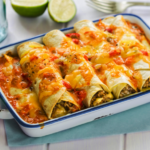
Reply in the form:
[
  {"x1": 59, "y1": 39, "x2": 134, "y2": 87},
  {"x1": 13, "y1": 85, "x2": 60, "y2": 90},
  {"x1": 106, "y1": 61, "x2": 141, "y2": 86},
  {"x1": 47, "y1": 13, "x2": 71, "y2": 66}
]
[{"x1": 0, "y1": 109, "x2": 13, "y2": 119}]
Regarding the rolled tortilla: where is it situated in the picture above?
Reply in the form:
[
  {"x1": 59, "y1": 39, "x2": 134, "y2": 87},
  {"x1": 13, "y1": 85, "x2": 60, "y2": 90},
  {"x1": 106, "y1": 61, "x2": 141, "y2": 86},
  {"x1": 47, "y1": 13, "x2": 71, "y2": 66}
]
[
  {"x1": 43, "y1": 30, "x2": 108, "y2": 89},
  {"x1": 131, "y1": 67, "x2": 150, "y2": 90},
  {"x1": 82, "y1": 85, "x2": 113, "y2": 107},
  {"x1": 74, "y1": 20, "x2": 108, "y2": 53},
  {"x1": 102, "y1": 15, "x2": 128, "y2": 27},
  {"x1": 17, "y1": 42, "x2": 80, "y2": 119},
  {"x1": 74, "y1": 20, "x2": 99, "y2": 33},
  {"x1": 74, "y1": 19, "x2": 121, "y2": 62},
  {"x1": 43, "y1": 30, "x2": 78, "y2": 51},
  {"x1": 102, "y1": 15, "x2": 150, "y2": 50},
  {"x1": 118, "y1": 31, "x2": 146, "y2": 51},
  {"x1": 139, "y1": 70, "x2": 150, "y2": 90},
  {"x1": 74, "y1": 17, "x2": 150, "y2": 94},
  {"x1": 103, "y1": 15, "x2": 150, "y2": 91},
  {"x1": 0, "y1": 54, "x2": 48, "y2": 123},
  {"x1": 101, "y1": 15, "x2": 149, "y2": 52},
  {"x1": 43, "y1": 30, "x2": 113, "y2": 107},
  {"x1": 74, "y1": 17, "x2": 146, "y2": 57},
  {"x1": 105, "y1": 70, "x2": 136, "y2": 99},
  {"x1": 74, "y1": 19, "x2": 137, "y2": 98},
  {"x1": 126, "y1": 51, "x2": 150, "y2": 90}
]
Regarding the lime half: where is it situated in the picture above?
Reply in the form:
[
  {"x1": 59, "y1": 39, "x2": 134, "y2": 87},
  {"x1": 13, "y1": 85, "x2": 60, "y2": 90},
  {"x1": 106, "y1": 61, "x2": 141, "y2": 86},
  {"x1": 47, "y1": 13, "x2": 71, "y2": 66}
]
[
  {"x1": 48, "y1": 0, "x2": 76, "y2": 23},
  {"x1": 11, "y1": 0, "x2": 48, "y2": 17}
]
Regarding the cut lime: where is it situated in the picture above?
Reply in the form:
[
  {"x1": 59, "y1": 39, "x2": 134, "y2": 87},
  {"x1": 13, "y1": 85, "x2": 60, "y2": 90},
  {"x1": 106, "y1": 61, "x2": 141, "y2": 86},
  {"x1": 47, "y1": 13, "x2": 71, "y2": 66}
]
[
  {"x1": 48, "y1": 0, "x2": 76, "y2": 23},
  {"x1": 11, "y1": 0, "x2": 48, "y2": 17}
]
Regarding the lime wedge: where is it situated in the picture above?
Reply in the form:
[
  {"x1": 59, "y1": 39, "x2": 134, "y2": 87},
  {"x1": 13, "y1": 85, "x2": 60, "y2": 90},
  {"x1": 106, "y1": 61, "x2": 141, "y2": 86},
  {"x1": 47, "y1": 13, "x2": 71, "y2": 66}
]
[
  {"x1": 11, "y1": 0, "x2": 48, "y2": 17},
  {"x1": 48, "y1": 0, "x2": 76, "y2": 23}
]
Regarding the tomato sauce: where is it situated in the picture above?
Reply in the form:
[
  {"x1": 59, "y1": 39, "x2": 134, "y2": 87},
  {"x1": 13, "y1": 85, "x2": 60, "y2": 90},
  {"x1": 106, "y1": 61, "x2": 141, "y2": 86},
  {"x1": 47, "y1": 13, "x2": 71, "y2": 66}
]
[
  {"x1": 0, "y1": 55, "x2": 48, "y2": 124},
  {"x1": 126, "y1": 21, "x2": 148, "y2": 43},
  {"x1": 65, "y1": 18, "x2": 150, "y2": 90}
]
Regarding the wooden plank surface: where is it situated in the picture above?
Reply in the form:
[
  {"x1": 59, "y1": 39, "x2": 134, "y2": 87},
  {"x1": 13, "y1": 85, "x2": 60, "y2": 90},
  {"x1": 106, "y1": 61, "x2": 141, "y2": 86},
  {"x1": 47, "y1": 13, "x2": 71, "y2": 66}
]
[
  {"x1": 49, "y1": 135, "x2": 124, "y2": 150},
  {"x1": 0, "y1": 120, "x2": 9, "y2": 150},
  {"x1": 126, "y1": 131, "x2": 150, "y2": 150},
  {"x1": 10, "y1": 144, "x2": 47, "y2": 150}
]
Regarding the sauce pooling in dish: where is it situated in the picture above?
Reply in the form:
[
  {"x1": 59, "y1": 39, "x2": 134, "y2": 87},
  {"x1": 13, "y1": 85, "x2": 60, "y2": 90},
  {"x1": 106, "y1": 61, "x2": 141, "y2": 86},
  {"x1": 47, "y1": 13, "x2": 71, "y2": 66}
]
[{"x1": 0, "y1": 54, "x2": 48, "y2": 124}]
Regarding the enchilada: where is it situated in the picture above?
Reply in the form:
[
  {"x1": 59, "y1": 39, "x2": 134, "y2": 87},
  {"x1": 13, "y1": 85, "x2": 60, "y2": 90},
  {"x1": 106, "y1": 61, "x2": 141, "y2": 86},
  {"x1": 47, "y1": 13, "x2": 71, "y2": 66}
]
[
  {"x1": 17, "y1": 42, "x2": 80, "y2": 119},
  {"x1": 0, "y1": 54, "x2": 48, "y2": 123},
  {"x1": 99, "y1": 15, "x2": 150, "y2": 91},
  {"x1": 73, "y1": 20, "x2": 137, "y2": 98},
  {"x1": 43, "y1": 30, "x2": 113, "y2": 107}
]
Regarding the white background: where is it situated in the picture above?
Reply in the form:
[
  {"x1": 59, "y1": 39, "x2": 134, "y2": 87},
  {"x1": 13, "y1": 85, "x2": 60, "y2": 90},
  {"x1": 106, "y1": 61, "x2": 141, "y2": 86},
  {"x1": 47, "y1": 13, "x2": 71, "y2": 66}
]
[{"x1": 1, "y1": 0, "x2": 150, "y2": 149}]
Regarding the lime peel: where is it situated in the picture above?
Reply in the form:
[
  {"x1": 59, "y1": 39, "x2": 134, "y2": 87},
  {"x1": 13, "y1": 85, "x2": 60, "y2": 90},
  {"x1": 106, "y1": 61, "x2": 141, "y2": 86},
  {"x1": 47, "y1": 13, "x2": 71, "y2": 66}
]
[
  {"x1": 11, "y1": 0, "x2": 48, "y2": 17},
  {"x1": 48, "y1": 0, "x2": 76, "y2": 23}
]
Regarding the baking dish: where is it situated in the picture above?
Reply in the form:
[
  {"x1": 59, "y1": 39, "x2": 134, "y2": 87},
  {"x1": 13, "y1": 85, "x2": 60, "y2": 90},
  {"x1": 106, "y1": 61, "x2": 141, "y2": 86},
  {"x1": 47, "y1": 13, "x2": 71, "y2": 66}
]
[{"x1": 1, "y1": 13, "x2": 150, "y2": 137}]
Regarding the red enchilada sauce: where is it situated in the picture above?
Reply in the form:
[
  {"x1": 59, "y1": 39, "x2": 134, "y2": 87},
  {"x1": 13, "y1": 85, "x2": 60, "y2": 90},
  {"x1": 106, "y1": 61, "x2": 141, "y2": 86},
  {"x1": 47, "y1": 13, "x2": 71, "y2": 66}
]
[
  {"x1": 65, "y1": 19, "x2": 150, "y2": 91},
  {"x1": 126, "y1": 21, "x2": 148, "y2": 43},
  {"x1": 0, "y1": 54, "x2": 84, "y2": 123},
  {"x1": 0, "y1": 55, "x2": 48, "y2": 124}
]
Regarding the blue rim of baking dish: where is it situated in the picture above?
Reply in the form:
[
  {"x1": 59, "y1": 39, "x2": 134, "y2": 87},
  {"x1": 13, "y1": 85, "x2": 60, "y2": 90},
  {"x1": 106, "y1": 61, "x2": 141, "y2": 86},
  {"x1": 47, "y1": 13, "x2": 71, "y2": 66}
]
[{"x1": 0, "y1": 13, "x2": 150, "y2": 128}]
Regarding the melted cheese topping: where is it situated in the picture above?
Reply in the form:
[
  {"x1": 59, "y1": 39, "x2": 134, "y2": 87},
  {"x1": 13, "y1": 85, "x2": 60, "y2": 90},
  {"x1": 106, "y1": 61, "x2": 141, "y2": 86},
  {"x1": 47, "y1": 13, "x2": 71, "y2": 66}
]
[
  {"x1": 73, "y1": 15, "x2": 150, "y2": 91},
  {"x1": 19, "y1": 43, "x2": 66, "y2": 104},
  {"x1": 0, "y1": 55, "x2": 48, "y2": 124},
  {"x1": 18, "y1": 42, "x2": 80, "y2": 119},
  {"x1": 2, "y1": 15, "x2": 150, "y2": 124}
]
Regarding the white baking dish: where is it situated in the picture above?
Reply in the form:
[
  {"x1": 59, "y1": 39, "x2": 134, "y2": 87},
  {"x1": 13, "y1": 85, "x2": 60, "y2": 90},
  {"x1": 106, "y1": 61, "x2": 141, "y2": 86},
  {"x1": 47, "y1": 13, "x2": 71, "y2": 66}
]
[{"x1": 0, "y1": 13, "x2": 150, "y2": 137}]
